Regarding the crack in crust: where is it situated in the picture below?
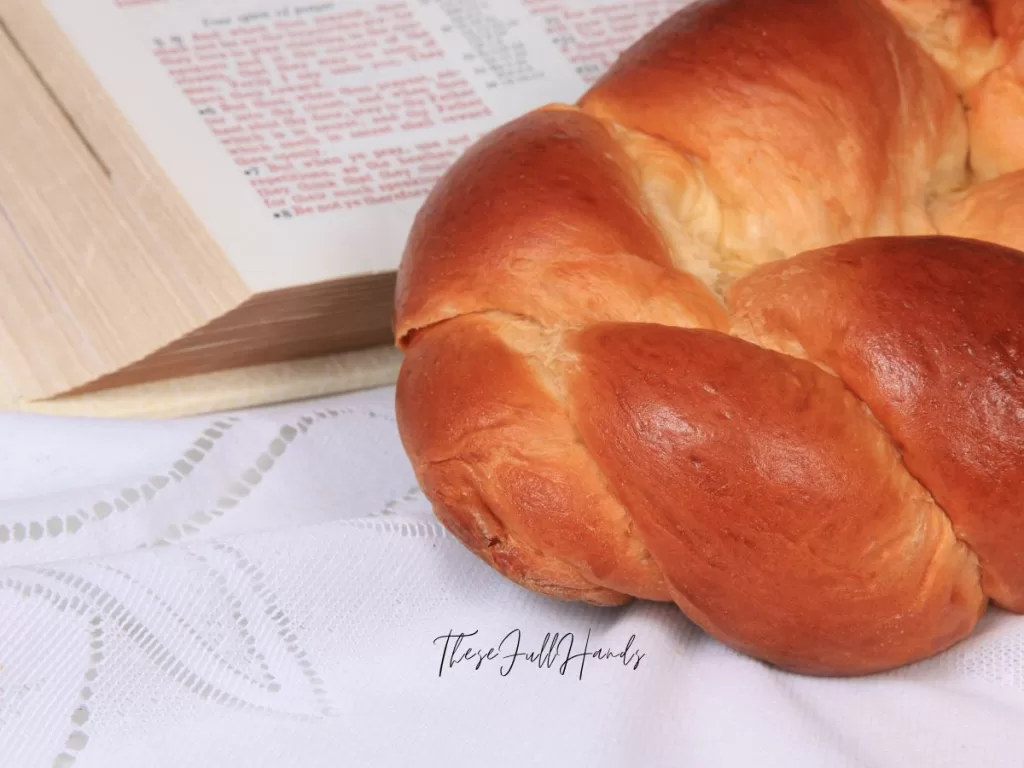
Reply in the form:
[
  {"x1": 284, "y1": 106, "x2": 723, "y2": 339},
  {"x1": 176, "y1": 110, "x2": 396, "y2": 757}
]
[{"x1": 392, "y1": 0, "x2": 1024, "y2": 676}]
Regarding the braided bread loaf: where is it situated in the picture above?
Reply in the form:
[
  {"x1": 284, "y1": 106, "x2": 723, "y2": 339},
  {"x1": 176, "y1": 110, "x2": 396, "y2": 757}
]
[{"x1": 392, "y1": 0, "x2": 1024, "y2": 676}]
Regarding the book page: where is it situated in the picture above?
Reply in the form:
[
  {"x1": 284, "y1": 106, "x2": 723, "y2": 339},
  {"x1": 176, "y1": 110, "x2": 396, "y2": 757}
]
[{"x1": 44, "y1": 0, "x2": 692, "y2": 292}]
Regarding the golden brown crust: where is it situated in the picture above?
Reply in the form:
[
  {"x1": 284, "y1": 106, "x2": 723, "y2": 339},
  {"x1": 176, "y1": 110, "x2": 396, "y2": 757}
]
[
  {"x1": 878, "y1": 0, "x2": 1003, "y2": 89},
  {"x1": 566, "y1": 322, "x2": 985, "y2": 676},
  {"x1": 579, "y1": 0, "x2": 967, "y2": 269},
  {"x1": 391, "y1": 0, "x2": 1024, "y2": 676},
  {"x1": 964, "y1": 10, "x2": 1024, "y2": 179},
  {"x1": 730, "y1": 236, "x2": 1024, "y2": 610},
  {"x1": 992, "y1": 0, "x2": 1024, "y2": 43},
  {"x1": 392, "y1": 106, "x2": 726, "y2": 346},
  {"x1": 932, "y1": 170, "x2": 1024, "y2": 250},
  {"x1": 395, "y1": 312, "x2": 672, "y2": 605}
]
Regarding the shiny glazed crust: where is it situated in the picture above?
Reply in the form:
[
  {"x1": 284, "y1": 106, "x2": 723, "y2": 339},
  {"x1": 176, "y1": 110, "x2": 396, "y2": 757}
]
[{"x1": 392, "y1": 0, "x2": 1024, "y2": 676}]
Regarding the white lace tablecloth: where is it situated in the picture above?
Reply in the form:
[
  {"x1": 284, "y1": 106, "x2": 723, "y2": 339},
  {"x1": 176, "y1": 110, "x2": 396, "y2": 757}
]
[{"x1": 2, "y1": 385, "x2": 1024, "y2": 767}]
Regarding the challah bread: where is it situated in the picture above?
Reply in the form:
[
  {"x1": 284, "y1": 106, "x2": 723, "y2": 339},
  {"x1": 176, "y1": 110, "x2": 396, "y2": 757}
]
[
  {"x1": 392, "y1": 0, "x2": 1024, "y2": 676},
  {"x1": 578, "y1": 0, "x2": 968, "y2": 285}
]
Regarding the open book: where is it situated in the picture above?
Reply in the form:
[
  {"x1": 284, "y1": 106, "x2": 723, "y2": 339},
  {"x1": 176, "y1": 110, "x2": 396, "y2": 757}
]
[{"x1": 0, "y1": 0, "x2": 688, "y2": 417}]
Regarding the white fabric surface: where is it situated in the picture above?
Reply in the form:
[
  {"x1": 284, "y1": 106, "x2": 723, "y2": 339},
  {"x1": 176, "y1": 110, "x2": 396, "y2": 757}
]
[{"x1": 2, "y1": 385, "x2": 1024, "y2": 767}]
